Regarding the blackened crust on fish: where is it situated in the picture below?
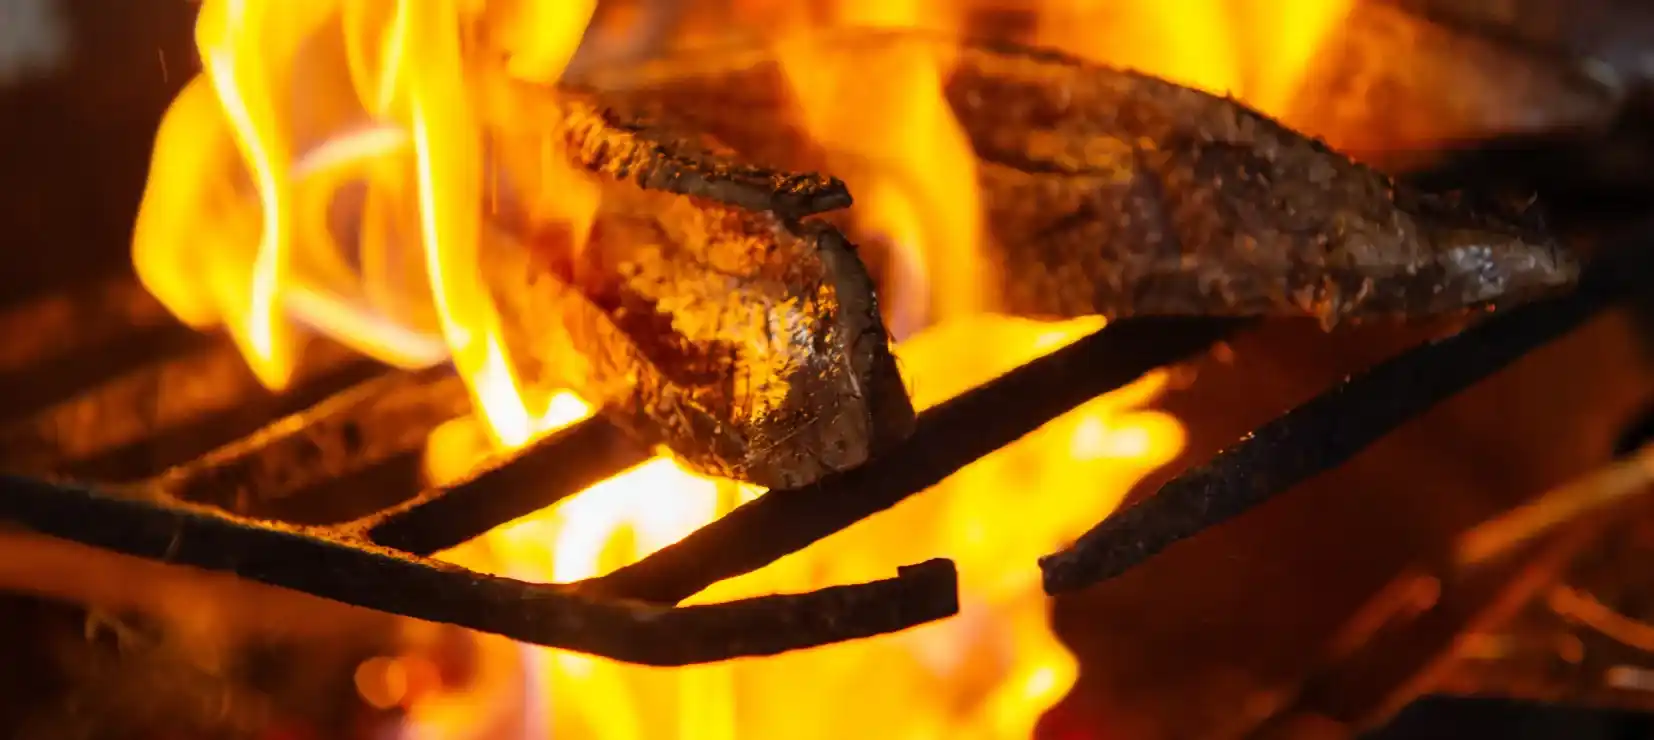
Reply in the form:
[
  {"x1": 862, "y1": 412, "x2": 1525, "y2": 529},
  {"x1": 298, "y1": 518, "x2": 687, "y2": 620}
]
[
  {"x1": 480, "y1": 170, "x2": 913, "y2": 490},
  {"x1": 553, "y1": 89, "x2": 852, "y2": 220},
  {"x1": 946, "y1": 41, "x2": 1581, "y2": 325}
]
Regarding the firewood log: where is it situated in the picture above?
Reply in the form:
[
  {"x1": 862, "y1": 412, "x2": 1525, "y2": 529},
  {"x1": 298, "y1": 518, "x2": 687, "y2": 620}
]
[
  {"x1": 581, "y1": 34, "x2": 1580, "y2": 323},
  {"x1": 472, "y1": 33, "x2": 1580, "y2": 487},
  {"x1": 555, "y1": 1, "x2": 1631, "y2": 167},
  {"x1": 945, "y1": 41, "x2": 1580, "y2": 325},
  {"x1": 479, "y1": 90, "x2": 912, "y2": 490}
]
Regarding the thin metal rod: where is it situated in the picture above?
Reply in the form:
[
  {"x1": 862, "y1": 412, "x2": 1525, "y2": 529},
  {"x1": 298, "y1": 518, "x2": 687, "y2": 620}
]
[
  {"x1": 1040, "y1": 289, "x2": 1611, "y2": 594},
  {"x1": 357, "y1": 415, "x2": 651, "y2": 555},
  {"x1": 0, "y1": 474, "x2": 957, "y2": 666},
  {"x1": 581, "y1": 317, "x2": 1242, "y2": 604}
]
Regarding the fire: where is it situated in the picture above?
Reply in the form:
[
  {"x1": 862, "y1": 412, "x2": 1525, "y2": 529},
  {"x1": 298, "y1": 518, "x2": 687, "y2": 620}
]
[
  {"x1": 131, "y1": 0, "x2": 1348, "y2": 738},
  {"x1": 134, "y1": 0, "x2": 598, "y2": 445},
  {"x1": 420, "y1": 317, "x2": 1181, "y2": 739},
  {"x1": 1033, "y1": 0, "x2": 1352, "y2": 113},
  {"x1": 771, "y1": 0, "x2": 986, "y2": 325}
]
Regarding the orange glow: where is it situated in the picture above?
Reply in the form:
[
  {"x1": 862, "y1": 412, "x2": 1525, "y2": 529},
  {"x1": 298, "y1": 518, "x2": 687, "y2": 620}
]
[
  {"x1": 1036, "y1": 0, "x2": 1242, "y2": 97},
  {"x1": 134, "y1": 0, "x2": 598, "y2": 445},
  {"x1": 773, "y1": 1, "x2": 985, "y2": 324},
  {"x1": 133, "y1": 0, "x2": 1345, "y2": 737},
  {"x1": 430, "y1": 317, "x2": 1183, "y2": 740},
  {"x1": 1034, "y1": 0, "x2": 1351, "y2": 112}
]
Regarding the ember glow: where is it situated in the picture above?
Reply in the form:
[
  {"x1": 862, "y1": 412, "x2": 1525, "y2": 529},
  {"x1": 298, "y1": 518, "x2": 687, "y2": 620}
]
[{"x1": 131, "y1": 0, "x2": 1350, "y2": 737}]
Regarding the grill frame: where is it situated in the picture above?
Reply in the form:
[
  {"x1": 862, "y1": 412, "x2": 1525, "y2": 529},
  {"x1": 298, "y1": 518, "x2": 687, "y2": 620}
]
[
  {"x1": 5, "y1": 231, "x2": 1643, "y2": 732},
  {"x1": 0, "y1": 251, "x2": 1629, "y2": 665}
]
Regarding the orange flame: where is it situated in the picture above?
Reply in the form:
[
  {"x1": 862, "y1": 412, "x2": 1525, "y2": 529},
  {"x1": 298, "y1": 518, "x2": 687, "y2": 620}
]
[
  {"x1": 426, "y1": 317, "x2": 1183, "y2": 740},
  {"x1": 1033, "y1": 0, "x2": 1351, "y2": 113},
  {"x1": 772, "y1": 0, "x2": 986, "y2": 325},
  {"x1": 134, "y1": 0, "x2": 600, "y2": 445},
  {"x1": 134, "y1": 1, "x2": 1349, "y2": 738}
]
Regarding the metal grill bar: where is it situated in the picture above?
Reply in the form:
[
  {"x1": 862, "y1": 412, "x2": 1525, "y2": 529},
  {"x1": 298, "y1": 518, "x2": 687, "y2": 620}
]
[
  {"x1": 1041, "y1": 288, "x2": 1611, "y2": 594},
  {"x1": 354, "y1": 415, "x2": 649, "y2": 555},
  {"x1": 0, "y1": 241, "x2": 1633, "y2": 666},
  {"x1": 581, "y1": 317, "x2": 1243, "y2": 604},
  {"x1": 1039, "y1": 235, "x2": 1645, "y2": 595},
  {"x1": 0, "y1": 472, "x2": 957, "y2": 666},
  {"x1": 0, "y1": 315, "x2": 1237, "y2": 663}
]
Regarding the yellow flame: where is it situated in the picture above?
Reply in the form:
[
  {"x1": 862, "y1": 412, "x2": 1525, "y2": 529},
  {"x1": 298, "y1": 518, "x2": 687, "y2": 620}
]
[
  {"x1": 135, "y1": 0, "x2": 599, "y2": 446},
  {"x1": 1236, "y1": 0, "x2": 1352, "y2": 114},
  {"x1": 138, "y1": 0, "x2": 1349, "y2": 737},
  {"x1": 774, "y1": 1, "x2": 985, "y2": 324},
  {"x1": 1034, "y1": 0, "x2": 1351, "y2": 113},
  {"x1": 428, "y1": 317, "x2": 1183, "y2": 740},
  {"x1": 1036, "y1": 0, "x2": 1242, "y2": 96}
]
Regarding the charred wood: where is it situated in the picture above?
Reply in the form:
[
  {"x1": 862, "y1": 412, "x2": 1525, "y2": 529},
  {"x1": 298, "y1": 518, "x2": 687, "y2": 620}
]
[
  {"x1": 584, "y1": 33, "x2": 1581, "y2": 327},
  {"x1": 469, "y1": 32, "x2": 1585, "y2": 489},
  {"x1": 950, "y1": 0, "x2": 1625, "y2": 168},
  {"x1": 479, "y1": 86, "x2": 914, "y2": 490},
  {"x1": 946, "y1": 41, "x2": 1579, "y2": 324},
  {"x1": 581, "y1": 317, "x2": 1240, "y2": 605},
  {"x1": 543, "y1": 90, "x2": 851, "y2": 219},
  {"x1": 0, "y1": 474, "x2": 958, "y2": 666},
  {"x1": 562, "y1": 2, "x2": 1654, "y2": 197}
]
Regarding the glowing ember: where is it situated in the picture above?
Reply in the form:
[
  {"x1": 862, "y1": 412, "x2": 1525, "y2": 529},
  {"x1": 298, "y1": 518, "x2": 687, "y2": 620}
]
[{"x1": 132, "y1": 0, "x2": 1349, "y2": 737}]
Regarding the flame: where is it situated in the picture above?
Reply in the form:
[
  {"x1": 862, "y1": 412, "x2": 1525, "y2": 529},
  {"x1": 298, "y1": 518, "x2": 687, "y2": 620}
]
[
  {"x1": 135, "y1": 0, "x2": 1348, "y2": 737},
  {"x1": 1033, "y1": 0, "x2": 1351, "y2": 113},
  {"x1": 133, "y1": 0, "x2": 598, "y2": 445},
  {"x1": 425, "y1": 316, "x2": 1182, "y2": 740},
  {"x1": 772, "y1": 0, "x2": 985, "y2": 325}
]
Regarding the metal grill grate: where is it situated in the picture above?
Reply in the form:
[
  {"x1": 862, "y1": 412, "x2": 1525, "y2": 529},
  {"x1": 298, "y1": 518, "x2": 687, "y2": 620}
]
[{"x1": 0, "y1": 232, "x2": 1637, "y2": 675}]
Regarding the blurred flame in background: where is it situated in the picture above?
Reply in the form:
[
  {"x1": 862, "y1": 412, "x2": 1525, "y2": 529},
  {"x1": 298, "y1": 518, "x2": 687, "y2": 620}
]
[{"x1": 130, "y1": 0, "x2": 1348, "y2": 737}]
